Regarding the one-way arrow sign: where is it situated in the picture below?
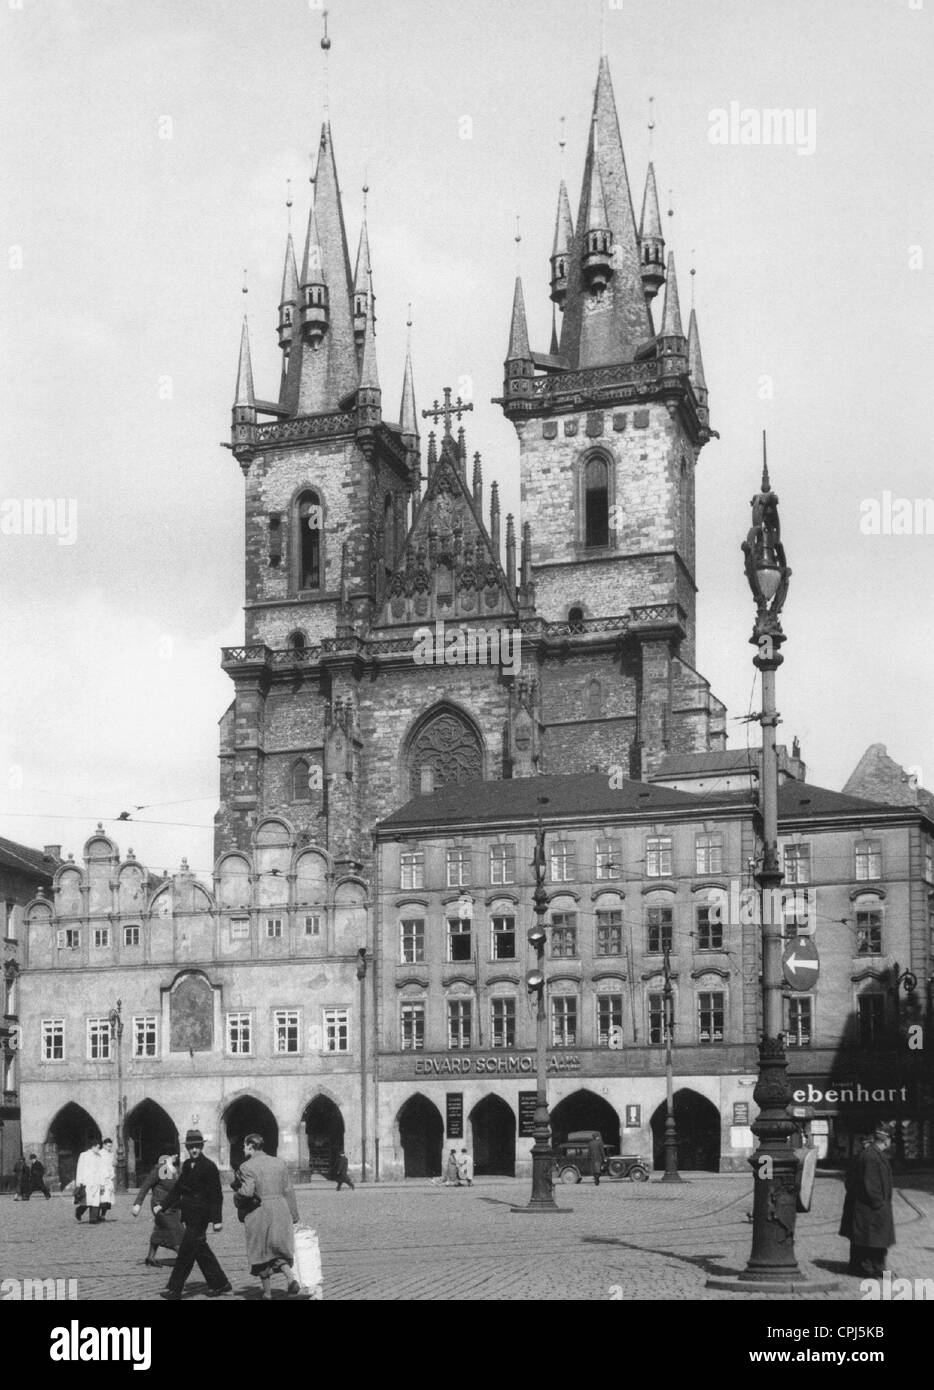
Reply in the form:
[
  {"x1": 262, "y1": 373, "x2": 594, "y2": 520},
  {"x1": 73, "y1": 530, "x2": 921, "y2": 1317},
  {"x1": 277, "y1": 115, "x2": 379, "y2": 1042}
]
[{"x1": 782, "y1": 936, "x2": 819, "y2": 989}]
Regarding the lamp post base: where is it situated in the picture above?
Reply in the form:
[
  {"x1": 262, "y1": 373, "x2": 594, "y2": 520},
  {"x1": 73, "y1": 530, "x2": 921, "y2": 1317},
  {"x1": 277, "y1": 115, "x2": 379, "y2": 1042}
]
[{"x1": 511, "y1": 1126, "x2": 568, "y2": 1213}]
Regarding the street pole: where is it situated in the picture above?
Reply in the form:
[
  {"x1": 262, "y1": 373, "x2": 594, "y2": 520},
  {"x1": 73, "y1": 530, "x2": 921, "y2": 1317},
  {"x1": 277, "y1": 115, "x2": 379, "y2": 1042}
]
[
  {"x1": 356, "y1": 947, "x2": 368, "y2": 1183},
  {"x1": 512, "y1": 815, "x2": 565, "y2": 1213},
  {"x1": 661, "y1": 947, "x2": 682, "y2": 1182},
  {"x1": 109, "y1": 1001, "x2": 127, "y2": 1193}
]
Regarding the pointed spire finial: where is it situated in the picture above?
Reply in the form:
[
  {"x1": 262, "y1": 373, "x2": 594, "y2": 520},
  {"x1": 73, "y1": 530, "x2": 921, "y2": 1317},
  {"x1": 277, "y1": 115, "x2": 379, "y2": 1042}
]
[
  {"x1": 690, "y1": 250, "x2": 696, "y2": 308},
  {"x1": 559, "y1": 114, "x2": 567, "y2": 168},
  {"x1": 286, "y1": 177, "x2": 293, "y2": 231},
  {"x1": 242, "y1": 268, "x2": 248, "y2": 297},
  {"x1": 667, "y1": 187, "x2": 674, "y2": 222},
  {"x1": 599, "y1": 0, "x2": 606, "y2": 56},
  {"x1": 648, "y1": 95, "x2": 655, "y2": 152},
  {"x1": 321, "y1": 8, "x2": 331, "y2": 116},
  {"x1": 762, "y1": 431, "x2": 770, "y2": 492}
]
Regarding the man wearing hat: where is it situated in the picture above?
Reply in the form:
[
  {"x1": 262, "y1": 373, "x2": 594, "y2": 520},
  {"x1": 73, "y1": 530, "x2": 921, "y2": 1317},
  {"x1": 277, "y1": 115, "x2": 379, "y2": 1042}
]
[
  {"x1": 839, "y1": 1123, "x2": 895, "y2": 1277},
  {"x1": 153, "y1": 1129, "x2": 232, "y2": 1299}
]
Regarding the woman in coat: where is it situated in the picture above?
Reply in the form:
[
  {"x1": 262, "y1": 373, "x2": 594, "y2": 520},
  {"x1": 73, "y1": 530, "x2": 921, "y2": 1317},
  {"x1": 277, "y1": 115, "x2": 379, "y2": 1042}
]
[
  {"x1": 233, "y1": 1133, "x2": 301, "y2": 1300},
  {"x1": 132, "y1": 1153, "x2": 183, "y2": 1265}
]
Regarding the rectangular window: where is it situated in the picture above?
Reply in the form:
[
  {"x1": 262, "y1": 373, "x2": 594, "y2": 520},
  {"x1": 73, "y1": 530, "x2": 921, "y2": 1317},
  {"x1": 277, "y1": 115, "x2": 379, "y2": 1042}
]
[
  {"x1": 447, "y1": 999, "x2": 472, "y2": 1050},
  {"x1": 858, "y1": 995, "x2": 886, "y2": 1046},
  {"x1": 303, "y1": 914, "x2": 321, "y2": 938},
  {"x1": 490, "y1": 844, "x2": 516, "y2": 885},
  {"x1": 400, "y1": 918, "x2": 425, "y2": 964},
  {"x1": 551, "y1": 996, "x2": 578, "y2": 1047},
  {"x1": 57, "y1": 928, "x2": 80, "y2": 950},
  {"x1": 784, "y1": 996, "x2": 812, "y2": 1048},
  {"x1": 446, "y1": 848, "x2": 471, "y2": 888},
  {"x1": 855, "y1": 910, "x2": 883, "y2": 955},
  {"x1": 695, "y1": 833, "x2": 723, "y2": 876},
  {"x1": 695, "y1": 904, "x2": 723, "y2": 950},
  {"x1": 648, "y1": 993, "x2": 666, "y2": 1046},
  {"x1": 595, "y1": 909, "x2": 622, "y2": 955},
  {"x1": 595, "y1": 841, "x2": 622, "y2": 880},
  {"x1": 925, "y1": 840, "x2": 934, "y2": 885},
  {"x1": 448, "y1": 916, "x2": 472, "y2": 963},
  {"x1": 400, "y1": 852, "x2": 424, "y2": 890},
  {"x1": 133, "y1": 1015, "x2": 157, "y2": 1058},
  {"x1": 549, "y1": 842, "x2": 576, "y2": 882},
  {"x1": 490, "y1": 997, "x2": 516, "y2": 1049},
  {"x1": 550, "y1": 911, "x2": 578, "y2": 958},
  {"x1": 42, "y1": 1018, "x2": 64, "y2": 1062},
  {"x1": 855, "y1": 840, "x2": 882, "y2": 881},
  {"x1": 265, "y1": 917, "x2": 283, "y2": 940},
  {"x1": 324, "y1": 1008, "x2": 350, "y2": 1053},
  {"x1": 400, "y1": 1002, "x2": 425, "y2": 1052},
  {"x1": 87, "y1": 1017, "x2": 112, "y2": 1062},
  {"x1": 491, "y1": 915, "x2": 516, "y2": 961},
  {"x1": 123, "y1": 925, "x2": 141, "y2": 948},
  {"x1": 783, "y1": 892, "x2": 812, "y2": 937},
  {"x1": 697, "y1": 991, "x2": 724, "y2": 1045},
  {"x1": 646, "y1": 906, "x2": 673, "y2": 954},
  {"x1": 596, "y1": 994, "x2": 623, "y2": 1048},
  {"x1": 230, "y1": 916, "x2": 250, "y2": 941},
  {"x1": 784, "y1": 843, "x2": 811, "y2": 885},
  {"x1": 274, "y1": 1009, "x2": 300, "y2": 1055},
  {"x1": 92, "y1": 927, "x2": 110, "y2": 949},
  {"x1": 227, "y1": 1011, "x2": 252, "y2": 1056},
  {"x1": 646, "y1": 837, "x2": 673, "y2": 878}
]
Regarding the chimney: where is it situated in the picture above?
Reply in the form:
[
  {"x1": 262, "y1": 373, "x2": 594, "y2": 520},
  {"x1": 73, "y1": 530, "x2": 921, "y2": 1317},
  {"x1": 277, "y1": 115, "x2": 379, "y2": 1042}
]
[{"x1": 43, "y1": 845, "x2": 62, "y2": 861}]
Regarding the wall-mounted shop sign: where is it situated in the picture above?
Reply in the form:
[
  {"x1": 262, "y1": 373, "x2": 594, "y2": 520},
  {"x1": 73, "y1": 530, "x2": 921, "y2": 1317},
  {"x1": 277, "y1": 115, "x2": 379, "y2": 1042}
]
[
  {"x1": 446, "y1": 1092, "x2": 464, "y2": 1138},
  {"x1": 789, "y1": 1078, "x2": 911, "y2": 1111},
  {"x1": 733, "y1": 1102, "x2": 750, "y2": 1125},
  {"x1": 411, "y1": 1053, "x2": 582, "y2": 1077},
  {"x1": 518, "y1": 1091, "x2": 538, "y2": 1137},
  {"x1": 625, "y1": 1104, "x2": 641, "y2": 1128}
]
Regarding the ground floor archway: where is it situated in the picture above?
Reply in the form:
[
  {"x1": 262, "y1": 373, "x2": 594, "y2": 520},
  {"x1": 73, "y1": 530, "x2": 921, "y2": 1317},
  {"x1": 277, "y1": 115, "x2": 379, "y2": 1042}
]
[
  {"x1": 469, "y1": 1094, "x2": 516, "y2": 1176},
  {"x1": 302, "y1": 1096, "x2": 344, "y2": 1176},
  {"x1": 46, "y1": 1103, "x2": 101, "y2": 1188},
  {"x1": 223, "y1": 1096, "x2": 278, "y2": 1170},
  {"x1": 650, "y1": 1089, "x2": 721, "y2": 1171},
  {"x1": 397, "y1": 1094, "x2": 443, "y2": 1178},
  {"x1": 124, "y1": 1099, "x2": 179, "y2": 1184},
  {"x1": 550, "y1": 1090, "x2": 621, "y2": 1154}
]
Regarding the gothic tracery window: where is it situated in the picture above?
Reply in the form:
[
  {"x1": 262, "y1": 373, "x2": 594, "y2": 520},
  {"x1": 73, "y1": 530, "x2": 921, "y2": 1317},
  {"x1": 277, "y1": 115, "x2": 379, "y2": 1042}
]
[
  {"x1": 408, "y1": 710, "x2": 483, "y2": 799},
  {"x1": 584, "y1": 455, "x2": 610, "y2": 549}
]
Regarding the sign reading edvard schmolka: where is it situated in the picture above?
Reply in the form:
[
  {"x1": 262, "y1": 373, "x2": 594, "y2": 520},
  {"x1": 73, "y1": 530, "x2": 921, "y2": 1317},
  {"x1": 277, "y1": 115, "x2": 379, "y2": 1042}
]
[
  {"x1": 412, "y1": 1054, "x2": 582, "y2": 1076},
  {"x1": 446, "y1": 1093, "x2": 464, "y2": 1138},
  {"x1": 169, "y1": 973, "x2": 214, "y2": 1052}
]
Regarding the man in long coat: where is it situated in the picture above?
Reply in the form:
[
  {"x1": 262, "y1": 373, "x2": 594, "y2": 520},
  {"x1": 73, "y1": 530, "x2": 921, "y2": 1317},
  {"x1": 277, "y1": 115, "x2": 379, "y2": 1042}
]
[
  {"x1": 75, "y1": 1139, "x2": 104, "y2": 1223},
  {"x1": 839, "y1": 1124, "x2": 895, "y2": 1277},
  {"x1": 589, "y1": 1132, "x2": 606, "y2": 1186},
  {"x1": 154, "y1": 1129, "x2": 231, "y2": 1299}
]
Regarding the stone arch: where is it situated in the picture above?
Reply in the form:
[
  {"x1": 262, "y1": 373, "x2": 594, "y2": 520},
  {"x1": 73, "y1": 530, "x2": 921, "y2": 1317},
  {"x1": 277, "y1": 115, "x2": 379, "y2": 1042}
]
[
  {"x1": 124, "y1": 1099, "x2": 179, "y2": 1184},
  {"x1": 215, "y1": 852, "x2": 251, "y2": 909},
  {"x1": 221, "y1": 1092, "x2": 279, "y2": 1169},
  {"x1": 45, "y1": 1102, "x2": 101, "y2": 1189},
  {"x1": 649, "y1": 1088, "x2": 721, "y2": 1172},
  {"x1": 301, "y1": 1094, "x2": 345, "y2": 1176},
  {"x1": 469, "y1": 1094, "x2": 516, "y2": 1176},
  {"x1": 550, "y1": 1089, "x2": 621, "y2": 1153},
  {"x1": 395, "y1": 1093, "x2": 444, "y2": 1178},
  {"x1": 403, "y1": 701, "x2": 485, "y2": 799}
]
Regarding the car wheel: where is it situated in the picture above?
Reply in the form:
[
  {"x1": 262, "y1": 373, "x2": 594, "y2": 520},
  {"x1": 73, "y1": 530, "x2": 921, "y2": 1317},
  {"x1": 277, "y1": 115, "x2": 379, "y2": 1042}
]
[
  {"x1": 629, "y1": 1166, "x2": 650, "y2": 1182},
  {"x1": 558, "y1": 1165, "x2": 582, "y2": 1184},
  {"x1": 607, "y1": 1160, "x2": 626, "y2": 1180}
]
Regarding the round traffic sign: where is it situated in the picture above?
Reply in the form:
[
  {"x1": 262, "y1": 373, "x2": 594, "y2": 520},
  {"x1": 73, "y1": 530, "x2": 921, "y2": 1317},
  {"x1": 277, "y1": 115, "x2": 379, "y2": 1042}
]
[{"x1": 782, "y1": 935, "x2": 819, "y2": 989}]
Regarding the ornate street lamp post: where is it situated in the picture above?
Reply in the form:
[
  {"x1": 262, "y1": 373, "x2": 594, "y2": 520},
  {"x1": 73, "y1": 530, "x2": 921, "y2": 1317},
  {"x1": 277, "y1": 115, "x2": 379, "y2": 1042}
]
[
  {"x1": 108, "y1": 1001, "x2": 128, "y2": 1193},
  {"x1": 660, "y1": 946, "x2": 682, "y2": 1183},
  {"x1": 513, "y1": 815, "x2": 564, "y2": 1213},
  {"x1": 737, "y1": 440, "x2": 800, "y2": 1282}
]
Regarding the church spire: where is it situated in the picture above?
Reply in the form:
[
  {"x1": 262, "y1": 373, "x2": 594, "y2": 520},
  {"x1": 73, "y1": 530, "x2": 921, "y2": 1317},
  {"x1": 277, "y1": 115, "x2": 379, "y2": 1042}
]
[
  {"x1": 549, "y1": 179, "x2": 574, "y2": 307},
  {"x1": 688, "y1": 305, "x2": 708, "y2": 425},
  {"x1": 235, "y1": 315, "x2": 255, "y2": 407},
  {"x1": 353, "y1": 187, "x2": 372, "y2": 352},
  {"x1": 359, "y1": 278, "x2": 379, "y2": 390},
  {"x1": 660, "y1": 251, "x2": 684, "y2": 338},
  {"x1": 278, "y1": 232, "x2": 299, "y2": 350},
  {"x1": 638, "y1": 162, "x2": 665, "y2": 303},
  {"x1": 507, "y1": 275, "x2": 531, "y2": 359},
  {"x1": 231, "y1": 316, "x2": 257, "y2": 467},
  {"x1": 559, "y1": 56, "x2": 653, "y2": 368}
]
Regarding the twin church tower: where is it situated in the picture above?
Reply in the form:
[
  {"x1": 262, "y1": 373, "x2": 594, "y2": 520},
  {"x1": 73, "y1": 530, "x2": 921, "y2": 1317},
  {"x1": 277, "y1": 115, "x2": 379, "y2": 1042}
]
[{"x1": 216, "y1": 55, "x2": 725, "y2": 869}]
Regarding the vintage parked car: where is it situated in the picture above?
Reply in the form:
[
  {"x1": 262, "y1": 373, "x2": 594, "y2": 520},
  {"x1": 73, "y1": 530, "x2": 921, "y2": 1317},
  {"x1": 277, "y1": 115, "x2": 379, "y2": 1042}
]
[{"x1": 552, "y1": 1130, "x2": 650, "y2": 1184}]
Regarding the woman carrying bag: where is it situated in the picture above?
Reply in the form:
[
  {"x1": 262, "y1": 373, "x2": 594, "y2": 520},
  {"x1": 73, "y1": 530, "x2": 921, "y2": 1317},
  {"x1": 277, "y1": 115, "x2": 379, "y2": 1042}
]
[
  {"x1": 232, "y1": 1133, "x2": 301, "y2": 1300},
  {"x1": 132, "y1": 1153, "x2": 183, "y2": 1265}
]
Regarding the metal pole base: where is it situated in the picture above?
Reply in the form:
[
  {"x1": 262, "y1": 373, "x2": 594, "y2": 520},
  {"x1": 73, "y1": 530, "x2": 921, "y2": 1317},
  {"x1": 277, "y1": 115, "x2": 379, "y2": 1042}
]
[{"x1": 706, "y1": 1272, "x2": 839, "y2": 1294}]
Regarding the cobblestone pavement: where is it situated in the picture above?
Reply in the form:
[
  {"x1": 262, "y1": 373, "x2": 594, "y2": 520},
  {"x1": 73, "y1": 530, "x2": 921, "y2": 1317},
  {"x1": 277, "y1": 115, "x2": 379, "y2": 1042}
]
[{"x1": 2, "y1": 1172, "x2": 932, "y2": 1301}]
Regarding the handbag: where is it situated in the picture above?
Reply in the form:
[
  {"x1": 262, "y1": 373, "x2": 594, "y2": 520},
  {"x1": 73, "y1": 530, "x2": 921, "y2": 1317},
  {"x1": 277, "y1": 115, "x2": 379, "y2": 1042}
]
[
  {"x1": 234, "y1": 1190, "x2": 262, "y2": 1222},
  {"x1": 293, "y1": 1224, "x2": 323, "y2": 1299},
  {"x1": 73, "y1": 1184, "x2": 86, "y2": 1205}
]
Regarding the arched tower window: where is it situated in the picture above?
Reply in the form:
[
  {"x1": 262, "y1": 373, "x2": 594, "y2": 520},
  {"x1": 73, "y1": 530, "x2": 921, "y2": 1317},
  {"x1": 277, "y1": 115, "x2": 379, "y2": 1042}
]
[
  {"x1": 295, "y1": 490, "x2": 322, "y2": 592},
  {"x1": 568, "y1": 606, "x2": 584, "y2": 633},
  {"x1": 584, "y1": 455, "x2": 610, "y2": 549},
  {"x1": 292, "y1": 758, "x2": 312, "y2": 802},
  {"x1": 289, "y1": 630, "x2": 307, "y2": 654},
  {"x1": 407, "y1": 708, "x2": 484, "y2": 800}
]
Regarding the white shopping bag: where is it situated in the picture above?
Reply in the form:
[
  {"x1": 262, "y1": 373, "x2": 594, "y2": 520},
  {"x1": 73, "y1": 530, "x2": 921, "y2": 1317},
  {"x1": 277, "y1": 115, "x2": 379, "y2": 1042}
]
[{"x1": 293, "y1": 1224, "x2": 324, "y2": 1299}]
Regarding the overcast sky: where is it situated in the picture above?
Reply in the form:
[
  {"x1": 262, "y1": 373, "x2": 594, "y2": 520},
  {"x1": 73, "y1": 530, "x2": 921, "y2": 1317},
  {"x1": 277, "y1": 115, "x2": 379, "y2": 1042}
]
[{"x1": 1, "y1": 0, "x2": 932, "y2": 883}]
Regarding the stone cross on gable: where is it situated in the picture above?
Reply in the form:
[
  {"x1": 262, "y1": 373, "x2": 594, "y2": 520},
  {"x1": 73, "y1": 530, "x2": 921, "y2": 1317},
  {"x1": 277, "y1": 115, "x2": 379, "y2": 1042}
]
[{"x1": 422, "y1": 386, "x2": 473, "y2": 438}]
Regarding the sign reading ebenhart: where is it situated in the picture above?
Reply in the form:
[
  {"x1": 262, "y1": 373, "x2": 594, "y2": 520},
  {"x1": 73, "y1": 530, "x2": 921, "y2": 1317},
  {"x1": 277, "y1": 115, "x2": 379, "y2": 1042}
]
[{"x1": 791, "y1": 1080, "x2": 909, "y2": 1107}]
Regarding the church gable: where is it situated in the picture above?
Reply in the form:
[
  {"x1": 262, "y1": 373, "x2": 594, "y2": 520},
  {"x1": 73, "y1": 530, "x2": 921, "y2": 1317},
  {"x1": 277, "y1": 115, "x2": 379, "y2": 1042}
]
[{"x1": 373, "y1": 434, "x2": 517, "y2": 629}]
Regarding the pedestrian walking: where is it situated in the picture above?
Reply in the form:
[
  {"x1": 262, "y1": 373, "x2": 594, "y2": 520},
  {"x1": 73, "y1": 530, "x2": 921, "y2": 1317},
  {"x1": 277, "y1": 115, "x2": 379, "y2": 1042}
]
[
  {"x1": 331, "y1": 1150, "x2": 355, "y2": 1191},
  {"x1": 132, "y1": 1153, "x2": 183, "y2": 1265},
  {"x1": 98, "y1": 1138, "x2": 116, "y2": 1219},
  {"x1": 13, "y1": 1155, "x2": 29, "y2": 1201},
  {"x1": 74, "y1": 1139, "x2": 105, "y2": 1224},
  {"x1": 588, "y1": 1131, "x2": 606, "y2": 1186},
  {"x1": 839, "y1": 1124, "x2": 895, "y2": 1277},
  {"x1": 232, "y1": 1133, "x2": 301, "y2": 1300},
  {"x1": 443, "y1": 1148, "x2": 460, "y2": 1186},
  {"x1": 25, "y1": 1154, "x2": 52, "y2": 1200},
  {"x1": 153, "y1": 1129, "x2": 232, "y2": 1300},
  {"x1": 456, "y1": 1149, "x2": 473, "y2": 1186}
]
